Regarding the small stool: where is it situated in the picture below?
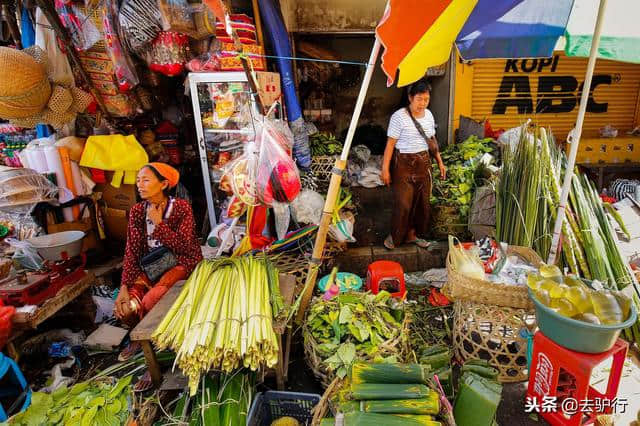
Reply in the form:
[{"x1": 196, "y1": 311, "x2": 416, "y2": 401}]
[
  {"x1": 526, "y1": 331, "x2": 627, "y2": 426},
  {"x1": 0, "y1": 353, "x2": 31, "y2": 421},
  {"x1": 366, "y1": 261, "x2": 406, "y2": 298}
]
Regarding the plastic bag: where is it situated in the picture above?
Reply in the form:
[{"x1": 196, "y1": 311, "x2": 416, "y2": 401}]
[
  {"x1": 291, "y1": 189, "x2": 324, "y2": 224},
  {"x1": 54, "y1": 0, "x2": 101, "y2": 51},
  {"x1": 103, "y1": 0, "x2": 139, "y2": 92},
  {"x1": 255, "y1": 118, "x2": 301, "y2": 206},
  {"x1": 272, "y1": 202, "x2": 291, "y2": 241},
  {"x1": 157, "y1": 0, "x2": 196, "y2": 34},
  {"x1": 186, "y1": 51, "x2": 220, "y2": 72},
  {"x1": 328, "y1": 211, "x2": 355, "y2": 243},
  {"x1": 6, "y1": 238, "x2": 44, "y2": 270}
]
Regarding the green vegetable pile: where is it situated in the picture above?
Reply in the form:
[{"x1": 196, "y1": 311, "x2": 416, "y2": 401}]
[
  {"x1": 304, "y1": 291, "x2": 406, "y2": 380},
  {"x1": 431, "y1": 136, "x2": 496, "y2": 237},
  {"x1": 310, "y1": 132, "x2": 343, "y2": 157},
  {"x1": 8, "y1": 376, "x2": 131, "y2": 426}
]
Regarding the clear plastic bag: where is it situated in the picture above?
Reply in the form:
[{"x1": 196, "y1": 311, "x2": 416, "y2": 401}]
[
  {"x1": 156, "y1": 0, "x2": 196, "y2": 34},
  {"x1": 6, "y1": 238, "x2": 44, "y2": 270},
  {"x1": 103, "y1": 0, "x2": 139, "y2": 92},
  {"x1": 54, "y1": 0, "x2": 101, "y2": 51},
  {"x1": 328, "y1": 211, "x2": 356, "y2": 243},
  {"x1": 255, "y1": 118, "x2": 301, "y2": 206},
  {"x1": 272, "y1": 202, "x2": 291, "y2": 240}
]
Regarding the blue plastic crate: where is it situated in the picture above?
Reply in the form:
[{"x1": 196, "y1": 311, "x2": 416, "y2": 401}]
[{"x1": 247, "y1": 391, "x2": 321, "y2": 426}]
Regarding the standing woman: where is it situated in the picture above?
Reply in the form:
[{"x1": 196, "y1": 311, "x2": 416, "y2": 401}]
[{"x1": 381, "y1": 79, "x2": 446, "y2": 250}]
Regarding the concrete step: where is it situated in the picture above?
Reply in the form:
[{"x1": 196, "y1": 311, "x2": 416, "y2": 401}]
[{"x1": 333, "y1": 241, "x2": 448, "y2": 277}]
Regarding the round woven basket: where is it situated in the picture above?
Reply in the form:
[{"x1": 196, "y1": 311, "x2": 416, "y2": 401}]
[
  {"x1": 443, "y1": 245, "x2": 542, "y2": 310},
  {"x1": 0, "y1": 47, "x2": 51, "y2": 119},
  {"x1": 303, "y1": 317, "x2": 408, "y2": 389},
  {"x1": 453, "y1": 299, "x2": 535, "y2": 383}
]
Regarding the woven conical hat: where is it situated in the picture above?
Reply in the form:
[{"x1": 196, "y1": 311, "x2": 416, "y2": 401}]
[{"x1": 0, "y1": 47, "x2": 51, "y2": 118}]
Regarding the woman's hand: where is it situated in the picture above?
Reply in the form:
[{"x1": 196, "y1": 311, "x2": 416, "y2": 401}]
[
  {"x1": 439, "y1": 163, "x2": 447, "y2": 180},
  {"x1": 148, "y1": 201, "x2": 166, "y2": 225},
  {"x1": 381, "y1": 167, "x2": 391, "y2": 186},
  {"x1": 114, "y1": 285, "x2": 131, "y2": 319}
]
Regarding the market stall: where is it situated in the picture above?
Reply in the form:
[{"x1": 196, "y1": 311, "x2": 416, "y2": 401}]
[{"x1": 2, "y1": 0, "x2": 640, "y2": 425}]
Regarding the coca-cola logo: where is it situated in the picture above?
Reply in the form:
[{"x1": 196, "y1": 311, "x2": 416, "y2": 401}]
[{"x1": 533, "y1": 352, "x2": 553, "y2": 396}]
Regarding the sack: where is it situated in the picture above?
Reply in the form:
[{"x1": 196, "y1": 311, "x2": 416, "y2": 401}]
[{"x1": 140, "y1": 246, "x2": 177, "y2": 282}]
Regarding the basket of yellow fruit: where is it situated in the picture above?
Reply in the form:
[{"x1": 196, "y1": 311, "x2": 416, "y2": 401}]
[{"x1": 527, "y1": 265, "x2": 637, "y2": 353}]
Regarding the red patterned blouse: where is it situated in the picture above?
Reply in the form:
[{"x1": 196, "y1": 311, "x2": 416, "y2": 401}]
[{"x1": 121, "y1": 198, "x2": 203, "y2": 288}]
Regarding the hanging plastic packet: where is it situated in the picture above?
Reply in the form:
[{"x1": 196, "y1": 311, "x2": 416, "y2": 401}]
[
  {"x1": 272, "y1": 202, "x2": 290, "y2": 241},
  {"x1": 103, "y1": 0, "x2": 140, "y2": 92},
  {"x1": 54, "y1": 0, "x2": 101, "y2": 51},
  {"x1": 6, "y1": 238, "x2": 44, "y2": 270},
  {"x1": 255, "y1": 118, "x2": 301, "y2": 206},
  {"x1": 156, "y1": 0, "x2": 196, "y2": 34},
  {"x1": 149, "y1": 31, "x2": 190, "y2": 77}
]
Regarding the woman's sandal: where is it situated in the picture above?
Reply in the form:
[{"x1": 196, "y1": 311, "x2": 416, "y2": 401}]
[
  {"x1": 384, "y1": 235, "x2": 395, "y2": 250},
  {"x1": 407, "y1": 238, "x2": 431, "y2": 248},
  {"x1": 133, "y1": 371, "x2": 153, "y2": 393},
  {"x1": 118, "y1": 341, "x2": 142, "y2": 362}
]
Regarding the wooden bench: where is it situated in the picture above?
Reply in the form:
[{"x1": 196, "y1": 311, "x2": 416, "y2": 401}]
[{"x1": 129, "y1": 274, "x2": 297, "y2": 389}]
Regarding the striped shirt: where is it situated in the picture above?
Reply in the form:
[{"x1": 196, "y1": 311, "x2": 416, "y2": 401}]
[{"x1": 387, "y1": 108, "x2": 435, "y2": 154}]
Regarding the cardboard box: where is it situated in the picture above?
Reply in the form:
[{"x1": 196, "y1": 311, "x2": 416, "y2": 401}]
[
  {"x1": 103, "y1": 207, "x2": 128, "y2": 241},
  {"x1": 48, "y1": 217, "x2": 100, "y2": 252},
  {"x1": 95, "y1": 181, "x2": 138, "y2": 211}
]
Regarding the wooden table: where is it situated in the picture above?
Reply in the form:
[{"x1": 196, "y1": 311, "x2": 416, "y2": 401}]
[
  {"x1": 12, "y1": 272, "x2": 95, "y2": 329},
  {"x1": 130, "y1": 274, "x2": 297, "y2": 389},
  {"x1": 130, "y1": 281, "x2": 185, "y2": 388}
]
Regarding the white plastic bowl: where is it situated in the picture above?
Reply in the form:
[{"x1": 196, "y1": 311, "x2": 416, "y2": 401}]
[{"x1": 27, "y1": 230, "x2": 85, "y2": 261}]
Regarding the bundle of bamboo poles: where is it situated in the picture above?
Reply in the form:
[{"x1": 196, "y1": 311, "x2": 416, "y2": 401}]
[
  {"x1": 496, "y1": 125, "x2": 640, "y2": 344},
  {"x1": 152, "y1": 257, "x2": 280, "y2": 394}
]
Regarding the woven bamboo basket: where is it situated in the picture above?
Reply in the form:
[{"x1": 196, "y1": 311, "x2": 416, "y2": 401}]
[
  {"x1": 443, "y1": 245, "x2": 542, "y2": 310},
  {"x1": 303, "y1": 310, "x2": 409, "y2": 389},
  {"x1": 453, "y1": 299, "x2": 535, "y2": 383}
]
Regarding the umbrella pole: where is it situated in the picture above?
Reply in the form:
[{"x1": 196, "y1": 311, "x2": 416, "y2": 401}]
[
  {"x1": 548, "y1": 0, "x2": 608, "y2": 265},
  {"x1": 295, "y1": 36, "x2": 382, "y2": 323}
]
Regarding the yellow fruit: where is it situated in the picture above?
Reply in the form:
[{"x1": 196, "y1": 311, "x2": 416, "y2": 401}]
[{"x1": 271, "y1": 417, "x2": 301, "y2": 426}]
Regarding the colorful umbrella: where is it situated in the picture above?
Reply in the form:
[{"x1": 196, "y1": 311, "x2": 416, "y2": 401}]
[{"x1": 564, "y1": 0, "x2": 640, "y2": 63}]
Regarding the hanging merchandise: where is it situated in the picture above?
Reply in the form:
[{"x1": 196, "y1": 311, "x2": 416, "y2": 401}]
[
  {"x1": 214, "y1": 14, "x2": 257, "y2": 44},
  {"x1": 256, "y1": 118, "x2": 301, "y2": 206},
  {"x1": 157, "y1": 0, "x2": 196, "y2": 35},
  {"x1": 118, "y1": 0, "x2": 163, "y2": 56},
  {"x1": 0, "y1": 47, "x2": 93, "y2": 129},
  {"x1": 155, "y1": 121, "x2": 182, "y2": 165},
  {"x1": 54, "y1": 0, "x2": 101, "y2": 51},
  {"x1": 149, "y1": 31, "x2": 190, "y2": 76},
  {"x1": 80, "y1": 134, "x2": 149, "y2": 187},
  {"x1": 103, "y1": 0, "x2": 140, "y2": 92}
]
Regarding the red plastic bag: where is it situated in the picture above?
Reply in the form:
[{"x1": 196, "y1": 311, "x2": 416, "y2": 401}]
[{"x1": 255, "y1": 119, "x2": 300, "y2": 206}]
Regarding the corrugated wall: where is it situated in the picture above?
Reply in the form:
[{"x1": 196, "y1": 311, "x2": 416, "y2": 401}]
[{"x1": 469, "y1": 53, "x2": 640, "y2": 141}]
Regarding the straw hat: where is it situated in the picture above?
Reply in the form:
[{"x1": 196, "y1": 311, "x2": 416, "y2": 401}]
[
  {"x1": 0, "y1": 46, "x2": 92, "y2": 129},
  {"x1": 0, "y1": 47, "x2": 51, "y2": 118}
]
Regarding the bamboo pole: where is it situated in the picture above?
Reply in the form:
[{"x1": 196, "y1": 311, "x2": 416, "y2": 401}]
[
  {"x1": 548, "y1": 0, "x2": 607, "y2": 265},
  {"x1": 296, "y1": 36, "x2": 382, "y2": 323}
]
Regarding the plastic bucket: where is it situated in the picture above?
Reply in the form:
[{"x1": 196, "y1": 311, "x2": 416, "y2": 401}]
[
  {"x1": 317, "y1": 272, "x2": 362, "y2": 293},
  {"x1": 528, "y1": 287, "x2": 637, "y2": 353}
]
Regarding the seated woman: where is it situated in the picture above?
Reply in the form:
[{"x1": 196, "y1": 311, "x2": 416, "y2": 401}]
[{"x1": 114, "y1": 162, "x2": 202, "y2": 389}]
